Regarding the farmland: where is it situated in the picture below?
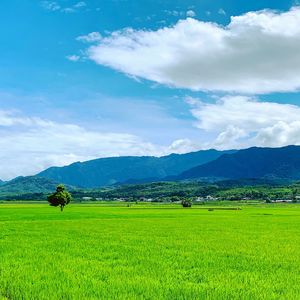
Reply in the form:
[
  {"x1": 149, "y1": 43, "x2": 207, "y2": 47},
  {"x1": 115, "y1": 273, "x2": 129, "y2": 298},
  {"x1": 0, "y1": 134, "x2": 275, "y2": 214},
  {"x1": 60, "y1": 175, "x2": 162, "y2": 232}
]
[{"x1": 1, "y1": 203, "x2": 300, "y2": 299}]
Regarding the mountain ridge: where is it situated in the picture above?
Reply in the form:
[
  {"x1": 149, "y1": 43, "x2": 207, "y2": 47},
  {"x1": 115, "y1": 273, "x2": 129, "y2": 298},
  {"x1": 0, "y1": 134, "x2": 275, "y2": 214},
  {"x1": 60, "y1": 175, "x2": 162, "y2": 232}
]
[
  {"x1": 37, "y1": 149, "x2": 235, "y2": 188},
  {"x1": 178, "y1": 145, "x2": 300, "y2": 181},
  {"x1": 0, "y1": 176, "x2": 75, "y2": 199},
  {"x1": 2, "y1": 145, "x2": 300, "y2": 198}
]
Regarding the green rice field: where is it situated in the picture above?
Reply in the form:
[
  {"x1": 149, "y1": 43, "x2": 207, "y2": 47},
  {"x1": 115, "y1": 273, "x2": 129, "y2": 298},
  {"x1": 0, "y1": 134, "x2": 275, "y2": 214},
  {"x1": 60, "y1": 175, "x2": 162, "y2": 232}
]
[{"x1": 1, "y1": 203, "x2": 300, "y2": 299}]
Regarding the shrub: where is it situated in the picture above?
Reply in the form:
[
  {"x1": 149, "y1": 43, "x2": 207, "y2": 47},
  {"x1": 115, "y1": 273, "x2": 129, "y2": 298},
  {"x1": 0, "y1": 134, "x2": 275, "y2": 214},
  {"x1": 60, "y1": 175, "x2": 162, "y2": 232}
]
[{"x1": 181, "y1": 199, "x2": 192, "y2": 208}]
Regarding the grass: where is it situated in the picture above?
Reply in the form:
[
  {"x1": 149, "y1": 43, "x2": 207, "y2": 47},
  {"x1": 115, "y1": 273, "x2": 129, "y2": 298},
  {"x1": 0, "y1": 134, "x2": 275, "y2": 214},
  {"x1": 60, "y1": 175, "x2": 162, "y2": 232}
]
[{"x1": 1, "y1": 203, "x2": 300, "y2": 299}]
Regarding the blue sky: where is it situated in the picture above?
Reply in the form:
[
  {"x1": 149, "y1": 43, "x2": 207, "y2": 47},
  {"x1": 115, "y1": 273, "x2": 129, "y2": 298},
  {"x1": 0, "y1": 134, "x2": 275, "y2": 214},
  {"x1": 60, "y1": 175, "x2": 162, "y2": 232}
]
[{"x1": 1, "y1": 0, "x2": 300, "y2": 179}]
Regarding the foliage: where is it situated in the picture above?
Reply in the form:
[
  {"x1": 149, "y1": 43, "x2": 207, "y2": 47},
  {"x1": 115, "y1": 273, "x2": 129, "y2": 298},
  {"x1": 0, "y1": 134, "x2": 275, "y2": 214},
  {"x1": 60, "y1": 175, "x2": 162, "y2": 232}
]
[
  {"x1": 72, "y1": 181, "x2": 219, "y2": 201},
  {"x1": 181, "y1": 199, "x2": 192, "y2": 207},
  {"x1": 47, "y1": 184, "x2": 72, "y2": 211},
  {"x1": 1, "y1": 178, "x2": 300, "y2": 203},
  {"x1": 72, "y1": 181, "x2": 300, "y2": 203}
]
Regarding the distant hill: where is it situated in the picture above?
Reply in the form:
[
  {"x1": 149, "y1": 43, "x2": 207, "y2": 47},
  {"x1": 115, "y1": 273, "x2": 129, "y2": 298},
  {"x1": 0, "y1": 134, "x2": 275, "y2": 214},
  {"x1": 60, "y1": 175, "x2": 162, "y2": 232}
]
[
  {"x1": 37, "y1": 150, "x2": 234, "y2": 188},
  {"x1": 0, "y1": 176, "x2": 74, "y2": 199},
  {"x1": 178, "y1": 146, "x2": 300, "y2": 181}
]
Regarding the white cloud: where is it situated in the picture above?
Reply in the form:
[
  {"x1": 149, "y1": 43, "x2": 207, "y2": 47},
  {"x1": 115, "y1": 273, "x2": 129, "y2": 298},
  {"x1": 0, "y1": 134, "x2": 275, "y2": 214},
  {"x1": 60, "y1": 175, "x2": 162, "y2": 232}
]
[
  {"x1": 66, "y1": 55, "x2": 80, "y2": 62},
  {"x1": 77, "y1": 32, "x2": 102, "y2": 43},
  {"x1": 187, "y1": 96, "x2": 300, "y2": 149},
  {"x1": 253, "y1": 121, "x2": 300, "y2": 147},
  {"x1": 84, "y1": 7, "x2": 300, "y2": 94},
  {"x1": 168, "y1": 138, "x2": 202, "y2": 154},
  {"x1": 186, "y1": 10, "x2": 196, "y2": 17},
  {"x1": 188, "y1": 96, "x2": 300, "y2": 131},
  {"x1": 0, "y1": 111, "x2": 154, "y2": 180},
  {"x1": 213, "y1": 126, "x2": 246, "y2": 148},
  {"x1": 0, "y1": 110, "x2": 34, "y2": 127}
]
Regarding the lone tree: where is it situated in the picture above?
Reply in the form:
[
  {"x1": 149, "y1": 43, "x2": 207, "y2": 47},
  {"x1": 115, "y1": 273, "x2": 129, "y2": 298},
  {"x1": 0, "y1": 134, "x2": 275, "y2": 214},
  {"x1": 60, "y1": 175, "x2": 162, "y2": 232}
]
[{"x1": 48, "y1": 184, "x2": 72, "y2": 212}]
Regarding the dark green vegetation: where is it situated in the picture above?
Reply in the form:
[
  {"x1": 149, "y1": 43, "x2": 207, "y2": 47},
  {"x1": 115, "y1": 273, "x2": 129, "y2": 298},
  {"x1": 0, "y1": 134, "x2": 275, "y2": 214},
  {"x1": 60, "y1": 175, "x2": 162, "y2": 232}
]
[
  {"x1": 74, "y1": 181, "x2": 217, "y2": 201},
  {"x1": 181, "y1": 198, "x2": 192, "y2": 207},
  {"x1": 1, "y1": 203, "x2": 300, "y2": 299},
  {"x1": 1, "y1": 178, "x2": 299, "y2": 203},
  {"x1": 73, "y1": 181, "x2": 299, "y2": 203},
  {"x1": 47, "y1": 185, "x2": 72, "y2": 211},
  {"x1": 0, "y1": 176, "x2": 74, "y2": 200},
  {"x1": 37, "y1": 149, "x2": 234, "y2": 187}
]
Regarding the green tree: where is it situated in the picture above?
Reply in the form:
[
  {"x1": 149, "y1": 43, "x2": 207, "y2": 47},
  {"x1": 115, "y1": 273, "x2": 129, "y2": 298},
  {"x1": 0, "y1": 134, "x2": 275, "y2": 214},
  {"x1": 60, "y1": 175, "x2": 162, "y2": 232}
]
[
  {"x1": 181, "y1": 199, "x2": 192, "y2": 208},
  {"x1": 170, "y1": 196, "x2": 181, "y2": 202},
  {"x1": 47, "y1": 184, "x2": 72, "y2": 212}
]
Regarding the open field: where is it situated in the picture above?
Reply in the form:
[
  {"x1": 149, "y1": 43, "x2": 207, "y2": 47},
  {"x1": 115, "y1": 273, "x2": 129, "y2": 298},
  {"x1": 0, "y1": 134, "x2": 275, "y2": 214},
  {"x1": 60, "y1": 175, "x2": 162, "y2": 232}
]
[{"x1": 1, "y1": 203, "x2": 300, "y2": 299}]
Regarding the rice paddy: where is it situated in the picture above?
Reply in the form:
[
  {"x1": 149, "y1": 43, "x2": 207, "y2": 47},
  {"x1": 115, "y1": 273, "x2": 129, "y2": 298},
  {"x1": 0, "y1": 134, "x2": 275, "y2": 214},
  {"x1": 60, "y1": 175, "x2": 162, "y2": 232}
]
[{"x1": 1, "y1": 203, "x2": 300, "y2": 299}]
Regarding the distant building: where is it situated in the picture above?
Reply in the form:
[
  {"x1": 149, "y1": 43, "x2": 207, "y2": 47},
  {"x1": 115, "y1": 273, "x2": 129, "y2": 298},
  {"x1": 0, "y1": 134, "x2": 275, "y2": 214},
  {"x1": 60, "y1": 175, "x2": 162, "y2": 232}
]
[
  {"x1": 195, "y1": 197, "x2": 205, "y2": 202},
  {"x1": 272, "y1": 200, "x2": 293, "y2": 203}
]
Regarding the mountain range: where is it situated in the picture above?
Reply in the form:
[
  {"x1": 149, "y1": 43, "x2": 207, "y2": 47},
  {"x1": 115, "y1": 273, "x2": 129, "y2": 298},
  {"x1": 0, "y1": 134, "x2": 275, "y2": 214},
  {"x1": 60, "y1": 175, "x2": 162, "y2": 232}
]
[
  {"x1": 37, "y1": 149, "x2": 234, "y2": 188},
  {"x1": 178, "y1": 146, "x2": 300, "y2": 181},
  {"x1": 2, "y1": 145, "x2": 300, "y2": 197},
  {"x1": 37, "y1": 145, "x2": 300, "y2": 189}
]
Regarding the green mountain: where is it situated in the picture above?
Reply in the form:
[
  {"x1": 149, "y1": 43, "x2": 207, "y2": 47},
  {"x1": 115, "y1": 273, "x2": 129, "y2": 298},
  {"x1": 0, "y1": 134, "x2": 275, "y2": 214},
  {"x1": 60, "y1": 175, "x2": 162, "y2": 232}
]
[
  {"x1": 178, "y1": 145, "x2": 300, "y2": 181},
  {"x1": 37, "y1": 150, "x2": 234, "y2": 188},
  {"x1": 0, "y1": 176, "x2": 74, "y2": 199}
]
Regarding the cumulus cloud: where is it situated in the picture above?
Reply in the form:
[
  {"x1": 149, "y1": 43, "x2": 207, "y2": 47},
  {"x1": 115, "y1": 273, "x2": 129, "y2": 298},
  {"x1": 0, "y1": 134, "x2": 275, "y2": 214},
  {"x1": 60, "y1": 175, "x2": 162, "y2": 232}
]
[
  {"x1": 253, "y1": 121, "x2": 300, "y2": 147},
  {"x1": 188, "y1": 96, "x2": 300, "y2": 131},
  {"x1": 168, "y1": 138, "x2": 202, "y2": 154},
  {"x1": 84, "y1": 7, "x2": 300, "y2": 94},
  {"x1": 187, "y1": 96, "x2": 300, "y2": 149}
]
